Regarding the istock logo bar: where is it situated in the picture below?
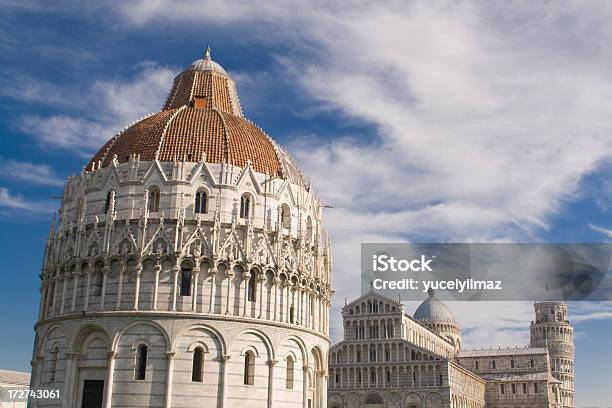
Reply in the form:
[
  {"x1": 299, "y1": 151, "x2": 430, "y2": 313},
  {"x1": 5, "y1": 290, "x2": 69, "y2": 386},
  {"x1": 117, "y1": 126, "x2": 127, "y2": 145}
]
[
  {"x1": 361, "y1": 243, "x2": 612, "y2": 301},
  {"x1": 372, "y1": 254, "x2": 435, "y2": 272}
]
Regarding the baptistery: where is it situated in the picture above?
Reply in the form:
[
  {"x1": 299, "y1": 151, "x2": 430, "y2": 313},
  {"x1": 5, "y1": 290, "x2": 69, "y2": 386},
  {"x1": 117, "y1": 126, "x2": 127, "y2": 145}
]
[{"x1": 29, "y1": 48, "x2": 332, "y2": 408}]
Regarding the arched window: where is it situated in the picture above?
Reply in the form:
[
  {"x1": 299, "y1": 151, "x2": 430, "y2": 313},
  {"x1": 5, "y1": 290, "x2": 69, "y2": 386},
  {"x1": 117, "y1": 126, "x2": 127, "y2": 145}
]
[
  {"x1": 194, "y1": 190, "x2": 208, "y2": 214},
  {"x1": 365, "y1": 395, "x2": 383, "y2": 404},
  {"x1": 192, "y1": 347, "x2": 204, "y2": 382},
  {"x1": 305, "y1": 216, "x2": 313, "y2": 241},
  {"x1": 247, "y1": 273, "x2": 257, "y2": 302},
  {"x1": 286, "y1": 356, "x2": 294, "y2": 389},
  {"x1": 147, "y1": 187, "x2": 160, "y2": 212},
  {"x1": 92, "y1": 269, "x2": 103, "y2": 296},
  {"x1": 280, "y1": 204, "x2": 291, "y2": 229},
  {"x1": 136, "y1": 345, "x2": 147, "y2": 380},
  {"x1": 244, "y1": 350, "x2": 255, "y2": 385},
  {"x1": 240, "y1": 194, "x2": 250, "y2": 219},
  {"x1": 180, "y1": 267, "x2": 192, "y2": 296},
  {"x1": 49, "y1": 346, "x2": 59, "y2": 381},
  {"x1": 104, "y1": 191, "x2": 113, "y2": 214}
]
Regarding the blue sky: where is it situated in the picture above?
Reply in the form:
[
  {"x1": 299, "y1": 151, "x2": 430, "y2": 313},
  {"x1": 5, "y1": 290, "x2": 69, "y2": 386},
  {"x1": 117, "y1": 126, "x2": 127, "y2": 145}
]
[{"x1": 1, "y1": 1, "x2": 612, "y2": 405}]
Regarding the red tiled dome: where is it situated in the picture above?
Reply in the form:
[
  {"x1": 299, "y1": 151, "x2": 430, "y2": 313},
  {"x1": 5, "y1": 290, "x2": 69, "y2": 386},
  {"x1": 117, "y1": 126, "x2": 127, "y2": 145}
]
[{"x1": 87, "y1": 49, "x2": 304, "y2": 186}]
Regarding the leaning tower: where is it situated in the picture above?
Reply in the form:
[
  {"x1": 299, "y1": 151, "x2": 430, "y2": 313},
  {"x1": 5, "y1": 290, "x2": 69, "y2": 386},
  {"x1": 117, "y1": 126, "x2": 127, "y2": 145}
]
[
  {"x1": 29, "y1": 49, "x2": 332, "y2": 408},
  {"x1": 530, "y1": 301, "x2": 574, "y2": 408}
]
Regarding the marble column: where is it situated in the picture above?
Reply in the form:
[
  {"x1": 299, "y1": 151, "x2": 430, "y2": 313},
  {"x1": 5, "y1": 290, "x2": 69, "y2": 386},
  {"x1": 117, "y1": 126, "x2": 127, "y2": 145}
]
[
  {"x1": 171, "y1": 266, "x2": 179, "y2": 311},
  {"x1": 209, "y1": 271, "x2": 216, "y2": 313},
  {"x1": 221, "y1": 355, "x2": 231, "y2": 407},
  {"x1": 60, "y1": 275, "x2": 67, "y2": 314},
  {"x1": 71, "y1": 269, "x2": 80, "y2": 312},
  {"x1": 103, "y1": 351, "x2": 117, "y2": 408},
  {"x1": 242, "y1": 272, "x2": 250, "y2": 316},
  {"x1": 164, "y1": 352, "x2": 175, "y2": 408},
  {"x1": 152, "y1": 262, "x2": 161, "y2": 311},
  {"x1": 192, "y1": 268, "x2": 200, "y2": 312},
  {"x1": 267, "y1": 359, "x2": 278, "y2": 408},
  {"x1": 301, "y1": 365, "x2": 308, "y2": 408},
  {"x1": 133, "y1": 265, "x2": 142, "y2": 310},
  {"x1": 115, "y1": 266, "x2": 125, "y2": 310},
  {"x1": 225, "y1": 271, "x2": 234, "y2": 315},
  {"x1": 50, "y1": 277, "x2": 59, "y2": 315},
  {"x1": 98, "y1": 267, "x2": 109, "y2": 310},
  {"x1": 273, "y1": 280, "x2": 279, "y2": 321}
]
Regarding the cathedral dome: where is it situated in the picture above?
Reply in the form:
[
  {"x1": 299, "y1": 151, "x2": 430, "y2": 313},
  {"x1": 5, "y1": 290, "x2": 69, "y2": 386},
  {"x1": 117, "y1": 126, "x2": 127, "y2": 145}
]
[
  {"x1": 414, "y1": 288, "x2": 457, "y2": 323},
  {"x1": 86, "y1": 47, "x2": 305, "y2": 186}
]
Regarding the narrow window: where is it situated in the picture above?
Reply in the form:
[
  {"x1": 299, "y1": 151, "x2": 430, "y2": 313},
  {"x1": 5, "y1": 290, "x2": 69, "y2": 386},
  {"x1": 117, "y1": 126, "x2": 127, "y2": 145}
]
[
  {"x1": 286, "y1": 356, "x2": 294, "y2": 389},
  {"x1": 148, "y1": 187, "x2": 160, "y2": 212},
  {"x1": 136, "y1": 345, "x2": 148, "y2": 380},
  {"x1": 534, "y1": 383, "x2": 538, "y2": 394},
  {"x1": 244, "y1": 351, "x2": 255, "y2": 385},
  {"x1": 474, "y1": 360, "x2": 479, "y2": 370},
  {"x1": 511, "y1": 359, "x2": 515, "y2": 368},
  {"x1": 491, "y1": 360, "x2": 496, "y2": 369},
  {"x1": 240, "y1": 194, "x2": 250, "y2": 219},
  {"x1": 281, "y1": 204, "x2": 291, "y2": 229},
  {"x1": 194, "y1": 191, "x2": 208, "y2": 214},
  {"x1": 290, "y1": 305, "x2": 295, "y2": 323},
  {"x1": 511, "y1": 383, "x2": 516, "y2": 394},
  {"x1": 522, "y1": 383, "x2": 527, "y2": 394},
  {"x1": 386, "y1": 370, "x2": 391, "y2": 383},
  {"x1": 356, "y1": 350, "x2": 361, "y2": 362},
  {"x1": 385, "y1": 349, "x2": 390, "y2": 362},
  {"x1": 247, "y1": 273, "x2": 257, "y2": 302},
  {"x1": 49, "y1": 347, "x2": 59, "y2": 381},
  {"x1": 181, "y1": 268, "x2": 192, "y2": 296},
  {"x1": 500, "y1": 384, "x2": 505, "y2": 394},
  {"x1": 530, "y1": 358, "x2": 535, "y2": 368},
  {"x1": 104, "y1": 191, "x2": 113, "y2": 214},
  {"x1": 192, "y1": 347, "x2": 204, "y2": 382}
]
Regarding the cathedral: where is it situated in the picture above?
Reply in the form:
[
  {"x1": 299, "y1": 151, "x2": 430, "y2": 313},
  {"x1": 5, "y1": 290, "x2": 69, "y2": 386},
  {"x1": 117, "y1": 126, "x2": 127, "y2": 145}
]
[
  {"x1": 29, "y1": 49, "x2": 332, "y2": 408},
  {"x1": 328, "y1": 290, "x2": 574, "y2": 408}
]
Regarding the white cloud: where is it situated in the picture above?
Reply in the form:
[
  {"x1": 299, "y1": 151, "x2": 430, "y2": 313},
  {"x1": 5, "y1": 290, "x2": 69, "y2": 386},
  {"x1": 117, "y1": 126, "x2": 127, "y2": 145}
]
[
  {"x1": 570, "y1": 301, "x2": 612, "y2": 323},
  {"x1": 0, "y1": 187, "x2": 54, "y2": 215},
  {"x1": 588, "y1": 223, "x2": 612, "y2": 238},
  {"x1": 12, "y1": 63, "x2": 176, "y2": 157},
  {"x1": 0, "y1": 159, "x2": 64, "y2": 186},
  {"x1": 101, "y1": 0, "x2": 612, "y2": 346}
]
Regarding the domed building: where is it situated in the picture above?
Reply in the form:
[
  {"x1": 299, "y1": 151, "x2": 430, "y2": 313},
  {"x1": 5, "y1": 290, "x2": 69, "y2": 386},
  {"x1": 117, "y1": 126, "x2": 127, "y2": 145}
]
[
  {"x1": 328, "y1": 290, "x2": 569, "y2": 408},
  {"x1": 29, "y1": 48, "x2": 332, "y2": 408},
  {"x1": 413, "y1": 289, "x2": 461, "y2": 351}
]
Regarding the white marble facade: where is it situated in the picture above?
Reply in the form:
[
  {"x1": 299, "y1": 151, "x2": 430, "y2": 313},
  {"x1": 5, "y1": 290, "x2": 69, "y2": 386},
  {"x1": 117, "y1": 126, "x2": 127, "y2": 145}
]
[
  {"x1": 328, "y1": 292, "x2": 573, "y2": 408},
  {"x1": 29, "y1": 52, "x2": 332, "y2": 408}
]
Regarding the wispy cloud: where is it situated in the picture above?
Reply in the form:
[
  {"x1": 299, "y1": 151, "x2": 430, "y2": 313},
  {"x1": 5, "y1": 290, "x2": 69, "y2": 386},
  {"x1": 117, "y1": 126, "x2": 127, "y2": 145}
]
[
  {"x1": 0, "y1": 187, "x2": 54, "y2": 215},
  {"x1": 0, "y1": 159, "x2": 64, "y2": 187},
  {"x1": 7, "y1": 62, "x2": 176, "y2": 157},
  {"x1": 588, "y1": 223, "x2": 612, "y2": 238},
  {"x1": 99, "y1": 1, "x2": 612, "y2": 344},
  {"x1": 571, "y1": 301, "x2": 612, "y2": 323}
]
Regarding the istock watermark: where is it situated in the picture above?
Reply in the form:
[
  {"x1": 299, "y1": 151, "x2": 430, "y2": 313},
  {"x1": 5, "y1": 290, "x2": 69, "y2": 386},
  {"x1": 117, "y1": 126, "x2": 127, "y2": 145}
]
[{"x1": 361, "y1": 243, "x2": 612, "y2": 301}]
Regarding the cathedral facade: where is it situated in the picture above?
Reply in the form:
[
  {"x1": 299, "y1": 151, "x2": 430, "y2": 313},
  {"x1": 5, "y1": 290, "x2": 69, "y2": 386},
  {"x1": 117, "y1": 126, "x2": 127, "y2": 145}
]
[
  {"x1": 328, "y1": 291, "x2": 573, "y2": 408},
  {"x1": 29, "y1": 50, "x2": 332, "y2": 408}
]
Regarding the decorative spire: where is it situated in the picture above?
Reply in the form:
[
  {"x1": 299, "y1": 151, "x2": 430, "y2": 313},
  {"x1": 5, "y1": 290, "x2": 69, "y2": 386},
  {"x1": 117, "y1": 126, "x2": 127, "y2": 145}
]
[{"x1": 204, "y1": 46, "x2": 211, "y2": 60}]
